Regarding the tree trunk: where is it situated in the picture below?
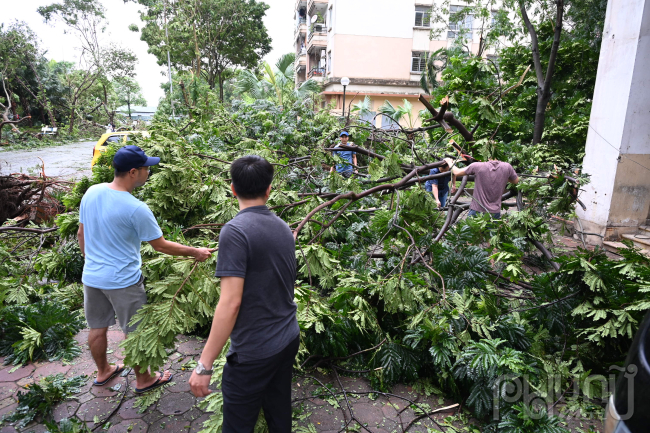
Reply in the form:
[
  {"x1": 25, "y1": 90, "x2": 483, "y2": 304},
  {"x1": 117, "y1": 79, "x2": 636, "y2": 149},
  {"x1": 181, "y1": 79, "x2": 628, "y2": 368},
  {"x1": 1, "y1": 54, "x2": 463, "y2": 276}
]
[
  {"x1": 519, "y1": 0, "x2": 564, "y2": 145},
  {"x1": 218, "y1": 71, "x2": 224, "y2": 102},
  {"x1": 69, "y1": 101, "x2": 76, "y2": 134},
  {"x1": 128, "y1": 99, "x2": 132, "y2": 119},
  {"x1": 533, "y1": 92, "x2": 551, "y2": 145}
]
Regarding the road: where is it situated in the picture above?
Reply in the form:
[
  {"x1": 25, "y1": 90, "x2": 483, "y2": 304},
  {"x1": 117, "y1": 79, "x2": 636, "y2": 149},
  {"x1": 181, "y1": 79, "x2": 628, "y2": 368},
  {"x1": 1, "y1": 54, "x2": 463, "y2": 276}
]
[{"x1": 0, "y1": 140, "x2": 96, "y2": 180}]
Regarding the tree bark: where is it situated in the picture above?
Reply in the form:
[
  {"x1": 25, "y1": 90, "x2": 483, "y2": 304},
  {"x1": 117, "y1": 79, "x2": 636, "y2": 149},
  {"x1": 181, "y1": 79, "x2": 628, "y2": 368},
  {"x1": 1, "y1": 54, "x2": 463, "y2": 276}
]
[{"x1": 519, "y1": 0, "x2": 564, "y2": 145}]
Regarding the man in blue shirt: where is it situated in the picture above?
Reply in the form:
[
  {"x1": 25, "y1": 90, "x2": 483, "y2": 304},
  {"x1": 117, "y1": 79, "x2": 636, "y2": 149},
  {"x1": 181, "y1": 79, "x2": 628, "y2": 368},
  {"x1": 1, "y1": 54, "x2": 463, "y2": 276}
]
[
  {"x1": 78, "y1": 145, "x2": 213, "y2": 394},
  {"x1": 330, "y1": 131, "x2": 357, "y2": 177},
  {"x1": 425, "y1": 158, "x2": 456, "y2": 208}
]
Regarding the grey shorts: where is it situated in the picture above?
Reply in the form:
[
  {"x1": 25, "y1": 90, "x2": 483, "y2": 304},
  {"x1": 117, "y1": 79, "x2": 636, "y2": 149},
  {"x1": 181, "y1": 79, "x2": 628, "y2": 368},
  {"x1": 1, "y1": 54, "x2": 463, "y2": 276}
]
[{"x1": 84, "y1": 275, "x2": 147, "y2": 333}]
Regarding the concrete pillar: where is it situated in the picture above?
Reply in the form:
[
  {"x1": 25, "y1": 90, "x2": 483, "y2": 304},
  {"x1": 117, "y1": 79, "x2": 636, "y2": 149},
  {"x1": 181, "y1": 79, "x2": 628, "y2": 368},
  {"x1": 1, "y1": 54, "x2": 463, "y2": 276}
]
[{"x1": 577, "y1": 0, "x2": 650, "y2": 244}]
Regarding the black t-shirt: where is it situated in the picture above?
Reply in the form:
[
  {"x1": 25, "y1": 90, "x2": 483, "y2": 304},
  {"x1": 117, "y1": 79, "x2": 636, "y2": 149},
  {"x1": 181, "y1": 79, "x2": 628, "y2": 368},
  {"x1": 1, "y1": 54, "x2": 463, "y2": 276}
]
[{"x1": 215, "y1": 205, "x2": 299, "y2": 363}]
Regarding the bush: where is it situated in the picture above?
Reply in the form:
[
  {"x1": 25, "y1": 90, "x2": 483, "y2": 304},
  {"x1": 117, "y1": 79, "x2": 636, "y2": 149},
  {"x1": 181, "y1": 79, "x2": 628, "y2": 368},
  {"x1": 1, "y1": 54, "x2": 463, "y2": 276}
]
[
  {"x1": 0, "y1": 300, "x2": 84, "y2": 365},
  {"x1": 2, "y1": 374, "x2": 87, "y2": 428}
]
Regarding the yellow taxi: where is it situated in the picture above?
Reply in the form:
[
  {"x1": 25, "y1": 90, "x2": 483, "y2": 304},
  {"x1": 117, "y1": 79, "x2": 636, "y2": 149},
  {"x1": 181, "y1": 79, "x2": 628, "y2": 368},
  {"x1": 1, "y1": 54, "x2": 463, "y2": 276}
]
[{"x1": 91, "y1": 131, "x2": 150, "y2": 167}]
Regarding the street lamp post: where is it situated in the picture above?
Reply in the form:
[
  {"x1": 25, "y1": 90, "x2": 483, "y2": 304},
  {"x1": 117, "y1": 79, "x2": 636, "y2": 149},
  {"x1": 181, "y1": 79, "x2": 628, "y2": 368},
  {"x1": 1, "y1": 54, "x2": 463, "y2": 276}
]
[{"x1": 341, "y1": 77, "x2": 350, "y2": 118}]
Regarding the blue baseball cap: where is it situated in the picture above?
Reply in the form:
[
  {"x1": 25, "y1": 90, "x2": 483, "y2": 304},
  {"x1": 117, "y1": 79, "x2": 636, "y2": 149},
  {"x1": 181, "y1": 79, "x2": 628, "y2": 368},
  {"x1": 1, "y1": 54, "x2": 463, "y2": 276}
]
[
  {"x1": 340, "y1": 131, "x2": 349, "y2": 137},
  {"x1": 113, "y1": 145, "x2": 160, "y2": 171}
]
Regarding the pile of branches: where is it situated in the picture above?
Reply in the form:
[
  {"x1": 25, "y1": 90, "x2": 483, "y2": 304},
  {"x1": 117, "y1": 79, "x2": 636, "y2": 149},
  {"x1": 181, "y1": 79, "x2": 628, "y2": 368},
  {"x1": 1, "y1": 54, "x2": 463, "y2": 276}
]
[
  {"x1": 0, "y1": 95, "x2": 643, "y2": 433},
  {"x1": 0, "y1": 170, "x2": 68, "y2": 226}
]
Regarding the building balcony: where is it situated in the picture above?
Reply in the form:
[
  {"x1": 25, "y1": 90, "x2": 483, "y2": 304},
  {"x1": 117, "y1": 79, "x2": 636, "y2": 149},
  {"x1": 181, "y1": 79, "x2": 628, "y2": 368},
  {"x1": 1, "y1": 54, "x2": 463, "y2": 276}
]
[
  {"x1": 307, "y1": 0, "x2": 328, "y2": 14},
  {"x1": 295, "y1": 52, "x2": 307, "y2": 71},
  {"x1": 307, "y1": 31, "x2": 327, "y2": 52},
  {"x1": 308, "y1": 67, "x2": 325, "y2": 81},
  {"x1": 294, "y1": 22, "x2": 306, "y2": 39}
]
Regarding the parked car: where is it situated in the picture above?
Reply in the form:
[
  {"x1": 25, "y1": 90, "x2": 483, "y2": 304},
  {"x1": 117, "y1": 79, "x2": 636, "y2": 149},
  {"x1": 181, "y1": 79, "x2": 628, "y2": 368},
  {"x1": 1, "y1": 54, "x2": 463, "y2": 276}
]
[
  {"x1": 605, "y1": 309, "x2": 650, "y2": 432},
  {"x1": 91, "y1": 131, "x2": 150, "y2": 167}
]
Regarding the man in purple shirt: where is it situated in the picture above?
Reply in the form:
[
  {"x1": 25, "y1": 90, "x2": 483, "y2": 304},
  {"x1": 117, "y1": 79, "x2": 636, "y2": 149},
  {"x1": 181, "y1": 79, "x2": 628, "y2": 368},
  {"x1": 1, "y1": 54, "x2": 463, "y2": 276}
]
[{"x1": 452, "y1": 159, "x2": 519, "y2": 219}]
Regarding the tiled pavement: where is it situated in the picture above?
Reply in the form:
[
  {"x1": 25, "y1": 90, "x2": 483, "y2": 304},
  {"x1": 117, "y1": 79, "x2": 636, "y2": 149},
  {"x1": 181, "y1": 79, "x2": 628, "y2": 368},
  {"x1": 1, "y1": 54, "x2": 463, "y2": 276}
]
[
  {"x1": 0, "y1": 327, "x2": 471, "y2": 433},
  {"x1": 0, "y1": 326, "x2": 605, "y2": 433}
]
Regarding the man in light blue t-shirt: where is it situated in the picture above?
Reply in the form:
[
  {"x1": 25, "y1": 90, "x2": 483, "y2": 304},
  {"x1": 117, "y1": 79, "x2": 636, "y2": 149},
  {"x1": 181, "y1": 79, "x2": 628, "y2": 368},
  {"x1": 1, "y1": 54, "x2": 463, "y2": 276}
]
[{"x1": 78, "y1": 145, "x2": 213, "y2": 394}]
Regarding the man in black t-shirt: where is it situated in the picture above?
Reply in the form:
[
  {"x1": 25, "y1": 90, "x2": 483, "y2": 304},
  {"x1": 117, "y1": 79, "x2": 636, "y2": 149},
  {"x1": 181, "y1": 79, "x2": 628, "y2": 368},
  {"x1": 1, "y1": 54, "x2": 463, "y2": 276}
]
[{"x1": 189, "y1": 155, "x2": 299, "y2": 432}]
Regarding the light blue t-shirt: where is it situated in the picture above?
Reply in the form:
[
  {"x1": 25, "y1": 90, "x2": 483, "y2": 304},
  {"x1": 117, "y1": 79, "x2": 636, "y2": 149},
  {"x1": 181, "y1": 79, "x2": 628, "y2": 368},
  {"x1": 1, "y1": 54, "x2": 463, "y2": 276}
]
[{"x1": 79, "y1": 184, "x2": 163, "y2": 289}]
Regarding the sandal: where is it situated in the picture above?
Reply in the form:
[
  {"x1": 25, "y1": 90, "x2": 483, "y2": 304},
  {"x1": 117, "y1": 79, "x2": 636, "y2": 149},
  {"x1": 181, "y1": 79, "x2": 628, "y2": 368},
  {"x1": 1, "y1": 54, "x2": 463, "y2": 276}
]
[
  {"x1": 93, "y1": 365, "x2": 125, "y2": 386},
  {"x1": 134, "y1": 371, "x2": 174, "y2": 394}
]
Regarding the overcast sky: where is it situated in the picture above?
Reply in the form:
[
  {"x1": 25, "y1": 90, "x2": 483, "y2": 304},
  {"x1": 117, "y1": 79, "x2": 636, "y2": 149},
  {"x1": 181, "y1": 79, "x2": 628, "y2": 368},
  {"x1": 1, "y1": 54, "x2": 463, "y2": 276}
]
[{"x1": 2, "y1": 0, "x2": 294, "y2": 107}]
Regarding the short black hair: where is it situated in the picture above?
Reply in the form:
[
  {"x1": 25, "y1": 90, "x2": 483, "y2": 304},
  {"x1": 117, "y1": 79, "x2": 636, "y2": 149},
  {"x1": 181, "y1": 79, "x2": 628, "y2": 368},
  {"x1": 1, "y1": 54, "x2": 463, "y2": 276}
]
[
  {"x1": 230, "y1": 155, "x2": 274, "y2": 199},
  {"x1": 114, "y1": 168, "x2": 129, "y2": 178}
]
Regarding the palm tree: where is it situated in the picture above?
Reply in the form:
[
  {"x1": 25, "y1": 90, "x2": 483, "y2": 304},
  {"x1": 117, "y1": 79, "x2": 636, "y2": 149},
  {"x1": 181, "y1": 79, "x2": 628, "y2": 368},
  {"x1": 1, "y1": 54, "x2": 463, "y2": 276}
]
[
  {"x1": 236, "y1": 53, "x2": 320, "y2": 105},
  {"x1": 351, "y1": 95, "x2": 373, "y2": 123},
  {"x1": 419, "y1": 48, "x2": 450, "y2": 95},
  {"x1": 378, "y1": 99, "x2": 426, "y2": 130}
]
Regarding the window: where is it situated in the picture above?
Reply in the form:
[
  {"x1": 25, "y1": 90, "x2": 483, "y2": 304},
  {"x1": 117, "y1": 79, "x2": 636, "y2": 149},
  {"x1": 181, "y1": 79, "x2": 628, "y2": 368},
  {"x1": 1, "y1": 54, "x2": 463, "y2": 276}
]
[
  {"x1": 381, "y1": 115, "x2": 400, "y2": 130},
  {"x1": 411, "y1": 52, "x2": 426, "y2": 73},
  {"x1": 328, "y1": 7, "x2": 333, "y2": 29},
  {"x1": 415, "y1": 6, "x2": 431, "y2": 27},
  {"x1": 360, "y1": 111, "x2": 377, "y2": 126},
  {"x1": 448, "y1": 5, "x2": 473, "y2": 39},
  {"x1": 327, "y1": 52, "x2": 332, "y2": 74}
]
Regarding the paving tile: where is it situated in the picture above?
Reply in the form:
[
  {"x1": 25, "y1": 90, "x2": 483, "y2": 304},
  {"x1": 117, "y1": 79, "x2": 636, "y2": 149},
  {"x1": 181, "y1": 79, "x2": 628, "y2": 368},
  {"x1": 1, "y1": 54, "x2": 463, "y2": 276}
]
[
  {"x1": 309, "y1": 406, "x2": 347, "y2": 430},
  {"x1": 116, "y1": 398, "x2": 146, "y2": 420},
  {"x1": 0, "y1": 425, "x2": 18, "y2": 432},
  {"x1": 157, "y1": 392, "x2": 196, "y2": 416},
  {"x1": 106, "y1": 419, "x2": 148, "y2": 433},
  {"x1": 52, "y1": 400, "x2": 80, "y2": 421},
  {"x1": 353, "y1": 402, "x2": 385, "y2": 426},
  {"x1": 176, "y1": 339, "x2": 205, "y2": 356},
  {"x1": 32, "y1": 362, "x2": 72, "y2": 380},
  {"x1": 77, "y1": 397, "x2": 121, "y2": 422},
  {"x1": 189, "y1": 413, "x2": 211, "y2": 433},
  {"x1": 0, "y1": 403, "x2": 17, "y2": 417},
  {"x1": 142, "y1": 410, "x2": 164, "y2": 425},
  {"x1": 20, "y1": 423, "x2": 48, "y2": 432},
  {"x1": 78, "y1": 391, "x2": 95, "y2": 403},
  {"x1": 90, "y1": 376, "x2": 127, "y2": 397},
  {"x1": 0, "y1": 383, "x2": 17, "y2": 401},
  {"x1": 167, "y1": 372, "x2": 191, "y2": 393},
  {"x1": 0, "y1": 397, "x2": 15, "y2": 410},
  {"x1": 0, "y1": 364, "x2": 34, "y2": 382},
  {"x1": 148, "y1": 416, "x2": 191, "y2": 433},
  {"x1": 67, "y1": 359, "x2": 98, "y2": 378}
]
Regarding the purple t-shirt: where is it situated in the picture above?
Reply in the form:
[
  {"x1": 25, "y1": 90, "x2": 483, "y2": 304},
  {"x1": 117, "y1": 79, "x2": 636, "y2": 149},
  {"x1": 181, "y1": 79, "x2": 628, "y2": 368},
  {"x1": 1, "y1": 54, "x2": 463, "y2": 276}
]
[{"x1": 465, "y1": 161, "x2": 518, "y2": 213}]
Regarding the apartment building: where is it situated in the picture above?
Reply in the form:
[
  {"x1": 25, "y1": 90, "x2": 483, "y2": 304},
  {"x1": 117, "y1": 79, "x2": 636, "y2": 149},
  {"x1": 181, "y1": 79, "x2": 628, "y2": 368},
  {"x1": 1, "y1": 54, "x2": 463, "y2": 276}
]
[{"x1": 293, "y1": 0, "x2": 501, "y2": 128}]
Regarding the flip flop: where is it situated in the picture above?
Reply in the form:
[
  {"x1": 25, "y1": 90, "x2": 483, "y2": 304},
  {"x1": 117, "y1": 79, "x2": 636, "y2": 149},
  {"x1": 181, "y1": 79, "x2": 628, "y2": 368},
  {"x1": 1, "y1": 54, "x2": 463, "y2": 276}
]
[
  {"x1": 93, "y1": 365, "x2": 125, "y2": 386},
  {"x1": 134, "y1": 372, "x2": 174, "y2": 395}
]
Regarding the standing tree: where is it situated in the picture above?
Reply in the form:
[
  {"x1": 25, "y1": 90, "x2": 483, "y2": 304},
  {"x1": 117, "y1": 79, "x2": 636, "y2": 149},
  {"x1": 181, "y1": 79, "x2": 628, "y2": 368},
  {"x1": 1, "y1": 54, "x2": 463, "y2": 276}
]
[
  {"x1": 236, "y1": 53, "x2": 320, "y2": 106},
  {"x1": 133, "y1": 0, "x2": 272, "y2": 101},
  {"x1": 38, "y1": 0, "x2": 106, "y2": 133},
  {"x1": 114, "y1": 77, "x2": 147, "y2": 119}
]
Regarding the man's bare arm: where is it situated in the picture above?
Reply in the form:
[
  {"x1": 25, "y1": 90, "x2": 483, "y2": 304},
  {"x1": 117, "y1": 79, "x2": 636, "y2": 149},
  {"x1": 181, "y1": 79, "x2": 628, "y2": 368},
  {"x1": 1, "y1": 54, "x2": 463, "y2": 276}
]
[
  {"x1": 148, "y1": 237, "x2": 214, "y2": 261},
  {"x1": 451, "y1": 166, "x2": 469, "y2": 178},
  {"x1": 189, "y1": 277, "x2": 244, "y2": 397},
  {"x1": 77, "y1": 223, "x2": 85, "y2": 256},
  {"x1": 510, "y1": 176, "x2": 520, "y2": 185}
]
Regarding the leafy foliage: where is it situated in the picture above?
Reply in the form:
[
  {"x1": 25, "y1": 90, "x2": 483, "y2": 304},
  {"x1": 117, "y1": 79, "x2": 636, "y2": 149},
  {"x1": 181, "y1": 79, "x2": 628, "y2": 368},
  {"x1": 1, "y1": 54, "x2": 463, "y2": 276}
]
[
  {"x1": 0, "y1": 300, "x2": 84, "y2": 365},
  {"x1": 2, "y1": 374, "x2": 86, "y2": 428}
]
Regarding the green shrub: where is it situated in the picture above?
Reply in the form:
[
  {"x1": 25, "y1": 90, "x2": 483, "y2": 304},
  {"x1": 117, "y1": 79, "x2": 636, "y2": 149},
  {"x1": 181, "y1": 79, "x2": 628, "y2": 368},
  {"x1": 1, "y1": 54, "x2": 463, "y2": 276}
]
[
  {"x1": 2, "y1": 374, "x2": 87, "y2": 428},
  {"x1": 0, "y1": 300, "x2": 84, "y2": 365}
]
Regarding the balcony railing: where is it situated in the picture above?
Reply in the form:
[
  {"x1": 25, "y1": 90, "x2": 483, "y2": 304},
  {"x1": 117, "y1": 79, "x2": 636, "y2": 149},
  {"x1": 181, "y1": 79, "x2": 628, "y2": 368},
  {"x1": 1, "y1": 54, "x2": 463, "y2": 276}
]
[
  {"x1": 307, "y1": 0, "x2": 328, "y2": 14},
  {"x1": 308, "y1": 67, "x2": 325, "y2": 78},
  {"x1": 307, "y1": 31, "x2": 327, "y2": 52}
]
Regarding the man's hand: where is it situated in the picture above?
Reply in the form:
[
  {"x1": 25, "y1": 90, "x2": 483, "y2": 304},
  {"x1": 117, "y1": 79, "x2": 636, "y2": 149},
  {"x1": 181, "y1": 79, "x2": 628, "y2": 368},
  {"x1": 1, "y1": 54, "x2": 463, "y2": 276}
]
[
  {"x1": 189, "y1": 371, "x2": 212, "y2": 397},
  {"x1": 451, "y1": 187, "x2": 458, "y2": 194},
  {"x1": 193, "y1": 248, "x2": 216, "y2": 262},
  {"x1": 436, "y1": 200, "x2": 441, "y2": 208}
]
